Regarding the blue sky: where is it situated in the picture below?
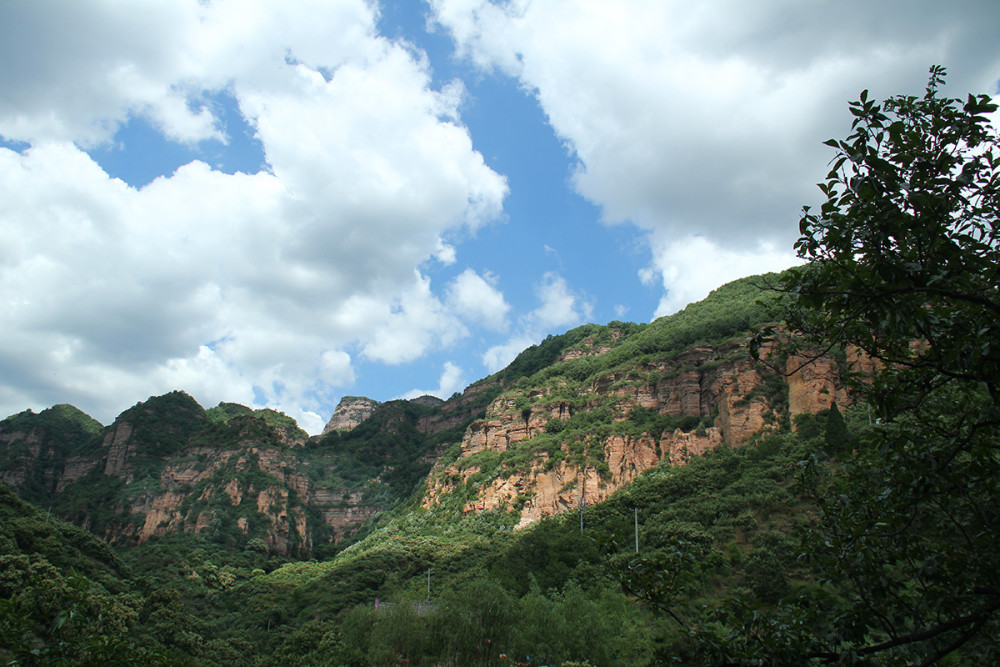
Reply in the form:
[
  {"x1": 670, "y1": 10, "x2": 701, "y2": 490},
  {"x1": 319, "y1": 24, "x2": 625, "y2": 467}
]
[{"x1": 1, "y1": 1, "x2": 998, "y2": 434}]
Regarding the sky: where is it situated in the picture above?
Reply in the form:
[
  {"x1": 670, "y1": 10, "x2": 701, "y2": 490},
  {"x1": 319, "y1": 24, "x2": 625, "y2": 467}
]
[{"x1": 1, "y1": 1, "x2": 999, "y2": 435}]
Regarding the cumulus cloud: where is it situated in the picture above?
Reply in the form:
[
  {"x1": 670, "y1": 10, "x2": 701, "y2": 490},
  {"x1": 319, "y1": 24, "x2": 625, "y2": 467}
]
[
  {"x1": 431, "y1": 0, "x2": 1000, "y2": 310},
  {"x1": 482, "y1": 272, "x2": 591, "y2": 372},
  {"x1": 0, "y1": 0, "x2": 508, "y2": 433},
  {"x1": 644, "y1": 235, "x2": 800, "y2": 317},
  {"x1": 361, "y1": 272, "x2": 468, "y2": 365},
  {"x1": 399, "y1": 361, "x2": 467, "y2": 401},
  {"x1": 533, "y1": 272, "x2": 589, "y2": 329},
  {"x1": 0, "y1": 1, "x2": 215, "y2": 146},
  {"x1": 5, "y1": 0, "x2": 998, "y2": 435},
  {"x1": 446, "y1": 268, "x2": 510, "y2": 331}
]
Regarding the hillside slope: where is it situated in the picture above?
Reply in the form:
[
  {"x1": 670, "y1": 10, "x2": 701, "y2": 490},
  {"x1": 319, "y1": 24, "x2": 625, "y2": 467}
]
[
  {"x1": 0, "y1": 389, "x2": 492, "y2": 557},
  {"x1": 0, "y1": 274, "x2": 850, "y2": 558},
  {"x1": 423, "y1": 275, "x2": 850, "y2": 526}
]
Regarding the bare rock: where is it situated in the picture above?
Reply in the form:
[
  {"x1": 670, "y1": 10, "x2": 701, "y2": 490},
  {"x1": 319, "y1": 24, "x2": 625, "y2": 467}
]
[{"x1": 323, "y1": 396, "x2": 380, "y2": 434}]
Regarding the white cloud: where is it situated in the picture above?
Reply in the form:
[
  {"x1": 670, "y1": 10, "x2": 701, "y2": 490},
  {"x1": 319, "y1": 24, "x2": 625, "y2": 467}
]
[
  {"x1": 432, "y1": 0, "x2": 1000, "y2": 314},
  {"x1": 156, "y1": 346, "x2": 255, "y2": 410},
  {"x1": 648, "y1": 235, "x2": 800, "y2": 317},
  {"x1": 446, "y1": 268, "x2": 510, "y2": 331},
  {"x1": 0, "y1": 0, "x2": 508, "y2": 433},
  {"x1": 318, "y1": 350, "x2": 356, "y2": 387},
  {"x1": 534, "y1": 272, "x2": 590, "y2": 329},
  {"x1": 399, "y1": 361, "x2": 467, "y2": 401},
  {"x1": 0, "y1": 1, "x2": 215, "y2": 146},
  {"x1": 362, "y1": 273, "x2": 468, "y2": 365},
  {"x1": 362, "y1": 268, "x2": 516, "y2": 366},
  {"x1": 434, "y1": 238, "x2": 458, "y2": 265},
  {"x1": 483, "y1": 334, "x2": 539, "y2": 374},
  {"x1": 482, "y1": 272, "x2": 590, "y2": 372}
]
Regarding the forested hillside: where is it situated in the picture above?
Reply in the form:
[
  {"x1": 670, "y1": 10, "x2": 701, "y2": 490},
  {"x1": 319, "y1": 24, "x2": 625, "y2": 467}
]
[
  {"x1": 0, "y1": 388, "x2": 494, "y2": 559},
  {"x1": 0, "y1": 271, "x2": 847, "y2": 664},
  {"x1": 1, "y1": 402, "x2": 852, "y2": 664}
]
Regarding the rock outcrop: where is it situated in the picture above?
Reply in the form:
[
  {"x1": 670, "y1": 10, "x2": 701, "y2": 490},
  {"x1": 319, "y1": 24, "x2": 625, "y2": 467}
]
[
  {"x1": 323, "y1": 396, "x2": 381, "y2": 433},
  {"x1": 422, "y1": 339, "x2": 848, "y2": 528},
  {"x1": 93, "y1": 426, "x2": 379, "y2": 555},
  {"x1": 0, "y1": 395, "x2": 403, "y2": 557},
  {"x1": 786, "y1": 353, "x2": 849, "y2": 417}
]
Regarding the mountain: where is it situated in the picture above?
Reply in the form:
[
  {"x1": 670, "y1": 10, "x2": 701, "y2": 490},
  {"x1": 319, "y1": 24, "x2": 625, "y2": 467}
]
[
  {"x1": 422, "y1": 275, "x2": 850, "y2": 527},
  {"x1": 0, "y1": 275, "x2": 853, "y2": 561},
  {"x1": 0, "y1": 381, "x2": 499, "y2": 558},
  {"x1": 0, "y1": 403, "x2": 103, "y2": 499},
  {"x1": 322, "y1": 396, "x2": 381, "y2": 433},
  {"x1": 0, "y1": 273, "x2": 873, "y2": 663}
]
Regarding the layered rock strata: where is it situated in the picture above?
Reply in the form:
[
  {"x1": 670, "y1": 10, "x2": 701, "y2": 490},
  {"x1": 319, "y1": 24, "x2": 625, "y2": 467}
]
[
  {"x1": 322, "y1": 396, "x2": 381, "y2": 433},
  {"x1": 423, "y1": 340, "x2": 848, "y2": 527}
]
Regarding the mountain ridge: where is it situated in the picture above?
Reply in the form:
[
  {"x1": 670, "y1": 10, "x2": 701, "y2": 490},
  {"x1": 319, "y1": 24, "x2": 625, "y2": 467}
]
[{"x1": 0, "y1": 273, "x2": 851, "y2": 556}]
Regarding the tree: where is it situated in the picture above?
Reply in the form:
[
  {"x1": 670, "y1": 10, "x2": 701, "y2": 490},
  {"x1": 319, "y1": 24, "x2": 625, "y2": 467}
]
[
  {"x1": 783, "y1": 65, "x2": 1000, "y2": 404},
  {"x1": 759, "y1": 67, "x2": 1000, "y2": 663},
  {"x1": 822, "y1": 403, "x2": 850, "y2": 454}
]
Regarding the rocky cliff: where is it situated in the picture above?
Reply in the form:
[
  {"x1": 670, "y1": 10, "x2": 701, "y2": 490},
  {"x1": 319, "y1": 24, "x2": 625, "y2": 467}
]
[
  {"x1": 0, "y1": 393, "x2": 448, "y2": 557},
  {"x1": 0, "y1": 274, "x2": 855, "y2": 554},
  {"x1": 422, "y1": 333, "x2": 850, "y2": 528},
  {"x1": 322, "y1": 396, "x2": 381, "y2": 434},
  {"x1": 0, "y1": 382, "x2": 499, "y2": 557},
  {"x1": 0, "y1": 404, "x2": 103, "y2": 497}
]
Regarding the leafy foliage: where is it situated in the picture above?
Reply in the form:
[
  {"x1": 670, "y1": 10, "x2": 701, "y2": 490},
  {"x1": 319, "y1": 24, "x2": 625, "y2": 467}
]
[
  {"x1": 0, "y1": 388, "x2": 830, "y2": 665},
  {"x1": 752, "y1": 67, "x2": 1000, "y2": 664},
  {"x1": 206, "y1": 403, "x2": 309, "y2": 442},
  {"x1": 483, "y1": 323, "x2": 607, "y2": 386},
  {"x1": 0, "y1": 484, "x2": 164, "y2": 664}
]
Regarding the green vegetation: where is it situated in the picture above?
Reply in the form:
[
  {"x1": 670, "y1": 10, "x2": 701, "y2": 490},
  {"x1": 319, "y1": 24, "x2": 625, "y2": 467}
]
[
  {"x1": 0, "y1": 484, "x2": 159, "y2": 664},
  {"x1": 308, "y1": 400, "x2": 437, "y2": 495},
  {"x1": 1, "y1": 403, "x2": 103, "y2": 441},
  {"x1": 205, "y1": 402, "x2": 255, "y2": 422},
  {"x1": 750, "y1": 67, "x2": 1000, "y2": 663},
  {"x1": 0, "y1": 404, "x2": 105, "y2": 506},
  {"x1": 207, "y1": 403, "x2": 309, "y2": 441},
  {"x1": 1, "y1": 415, "x2": 821, "y2": 665},
  {"x1": 2, "y1": 69, "x2": 997, "y2": 665},
  {"x1": 482, "y1": 324, "x2": 607, "y2": 386},
  {"x1": 1, "y1": 314, "x2": 827, "y2": 664}
]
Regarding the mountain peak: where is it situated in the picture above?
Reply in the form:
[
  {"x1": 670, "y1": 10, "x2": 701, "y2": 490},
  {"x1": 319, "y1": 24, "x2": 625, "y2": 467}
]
[{"x1": 323, "y1": 396, "x2": 381, "y2": 434}]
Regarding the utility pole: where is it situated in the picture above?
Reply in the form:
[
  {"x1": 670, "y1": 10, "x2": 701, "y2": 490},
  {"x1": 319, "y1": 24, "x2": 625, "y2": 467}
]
[
  {"x1": 427, "y1": 568, "x2": 431, "y2": 602},
  {"x1": 579, "y1": 467, "x2": 587, "y2": 534},
  {"x1": 634, "y1": 507, "x2": 639, "y2": 553}
]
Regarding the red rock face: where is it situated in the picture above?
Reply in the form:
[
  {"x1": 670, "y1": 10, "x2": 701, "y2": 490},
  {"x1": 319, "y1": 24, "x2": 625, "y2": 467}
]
[
  {"x1": 422, "y1": 339, "x2": 848, "y2": 528},
  {"x1": 102, "y1": 422, "x2": 134, "y2": 478},
  {"x1": 56, "y1": 457, "x2": 99, "y2": 493},
  {"x1": 1, "y1": 400, "x2": 412, "y2": 556},
  {"x1": 786, "y1": 354, "x2": 850, "y2": 419},
  {"x1": 29, "y1": 416, "x2": 383, "y2": 555},
  {"x1": 322, "y1": 396, "x2": 381, "y2": 433},
  {"x1": 113, "y1": 443, "x2": 379, "y2": 554}
]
